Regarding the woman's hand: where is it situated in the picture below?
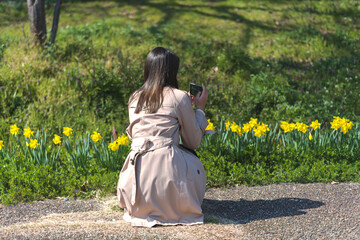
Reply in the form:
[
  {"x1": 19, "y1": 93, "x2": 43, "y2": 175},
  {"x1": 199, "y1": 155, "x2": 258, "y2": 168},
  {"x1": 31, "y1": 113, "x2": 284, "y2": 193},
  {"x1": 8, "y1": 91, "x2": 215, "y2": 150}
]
[
  {"x1": 194, "y1": 84, "x2": 208, "y2": 111},
  {"x1": 188, "y1": 92, "x2": 196, "y2": 105}
]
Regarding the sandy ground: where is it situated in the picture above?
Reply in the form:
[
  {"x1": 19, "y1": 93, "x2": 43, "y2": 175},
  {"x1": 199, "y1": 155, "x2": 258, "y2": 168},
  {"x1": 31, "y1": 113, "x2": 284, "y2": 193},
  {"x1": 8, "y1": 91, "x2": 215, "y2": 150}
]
[{"x1": 0, "y1": 182, "x2": 359, "y2": 239}]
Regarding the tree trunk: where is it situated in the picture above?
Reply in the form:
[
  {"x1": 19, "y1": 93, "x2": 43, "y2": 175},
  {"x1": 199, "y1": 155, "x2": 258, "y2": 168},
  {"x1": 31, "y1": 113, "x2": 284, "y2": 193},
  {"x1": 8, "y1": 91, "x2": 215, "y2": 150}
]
[
  {"x1": 27, "y1": 0, "x2": 47, "y2": 44},
  {"x1": 50, "y1": 0, "x2": 62, "y2": 44}
]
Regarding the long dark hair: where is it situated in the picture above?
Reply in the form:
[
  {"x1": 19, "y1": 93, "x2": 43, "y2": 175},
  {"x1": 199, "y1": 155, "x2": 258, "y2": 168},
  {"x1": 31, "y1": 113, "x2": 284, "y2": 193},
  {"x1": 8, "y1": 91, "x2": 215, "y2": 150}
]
[{"x1": 130, "y1": 47, "x2": 179, "y2": 113}]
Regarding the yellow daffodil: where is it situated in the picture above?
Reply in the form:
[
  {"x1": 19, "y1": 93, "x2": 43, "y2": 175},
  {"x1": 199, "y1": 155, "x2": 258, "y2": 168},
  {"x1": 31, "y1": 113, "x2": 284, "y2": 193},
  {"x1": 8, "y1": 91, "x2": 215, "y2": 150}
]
[
  {"x1": 254, "y1": 128, "x2": 262, "y2": 137},
  {"x1": 0, "y1": 140, "x2": 4, "y2": 150},
  {"x1": 280, "y1": 121, "x2": 288, "y2": 130},
  {"x1": 289, "y1": 123, "x2": 296, "y2": 131},
  {"x1": 23, "y1": 127, "x2": 34, "y2": 138},
  {"x1": 91, "y1": 131, "x2": 102, "y2": 142},
  {"x1": 242, "y1": 123, "x2": 252, "y2": 133},
  {"x1": 53, "y1": 134, "x2": 61, "y2": 145},
  {"x1": 330, "y1": 116, "x2": 342, "y2": 130},
  {"x1": 108, "y1": 141, "x2": 119, "y2": 151},
  {"x1": 10, "y1": 124, "x2": 20, "y2": 136},
  {"x1": 263, "y1": 123, "x2": 270, "y2": 132},
  {"x1": 338, "y1": 118, "x2": 348, "y2": 127},
  {"x1": 63, "y1": 127, "x2": 73, "y2": 136},
  {"x1": 236, "y1": 126, "x2": 242, "y2": 136},
  {"x1": 254, "y1": 123, "x2": 270, "y2": 137},
  {"x1": 230, "y1": 122, "x2": 239, "y2": 132},
  {"x1": 249, "y1": 118, "x2": 258, "y2": 128},
  {"x1": 26, "y1": 139, "x2": 39, "y2": 149},
  {"x1": 310, "y1": 120, "x2": 321, "y2": 130},
  {"x1": 280, "y1": 121, "x2": 296, "y2": 133},
  {"x1": 309, "y1": 133, "x2": 313, "y2": 141},
  {"x1": 340, "y1": 121, "x2": 353, "y2": 134},
  {"x1": 331, "y1": 116, "x2": 353, "y2": 134},
  {"x1": 225, "y1": 121, "x2": 231, "y2": 130},
  {"x1": 295, "y1": 122, "x2": 308, "y2": 133},
  {"x1": 280, "y1": 121, "x2": 290, "y2": 133},
  {"x1": 344, "y1": 119, "x2": 353, "y2": 133},
  {"x1": 205, "y1": 119, "x2": 216, "y2": 131},
  {"x1": 116, "y1": 134, "x2": 130, "y2": 145}
]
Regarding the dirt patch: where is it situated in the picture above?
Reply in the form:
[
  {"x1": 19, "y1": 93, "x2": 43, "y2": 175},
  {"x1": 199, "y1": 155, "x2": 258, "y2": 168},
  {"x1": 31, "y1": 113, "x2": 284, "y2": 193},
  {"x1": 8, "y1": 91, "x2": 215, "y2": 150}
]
[
  {"x1": 0, "y1": 183, "x2": 359, "y2": 239},
  {"x1": 0, "y1": 196, "x2": 249, "y2": 239}
]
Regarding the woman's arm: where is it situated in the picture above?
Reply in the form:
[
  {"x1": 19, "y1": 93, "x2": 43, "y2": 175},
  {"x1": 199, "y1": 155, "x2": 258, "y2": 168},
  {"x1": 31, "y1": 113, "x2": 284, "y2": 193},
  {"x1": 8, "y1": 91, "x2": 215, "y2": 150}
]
[{"x1": 177, "y1": 87, "x2": 209, "y2": 149}]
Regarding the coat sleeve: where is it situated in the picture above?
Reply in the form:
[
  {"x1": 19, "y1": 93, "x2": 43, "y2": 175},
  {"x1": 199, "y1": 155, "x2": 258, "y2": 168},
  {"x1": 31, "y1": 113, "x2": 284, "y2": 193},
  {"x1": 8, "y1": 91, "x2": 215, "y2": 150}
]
[{"x1": 176, "y1": 92, "x2": 208, "y2": 150}]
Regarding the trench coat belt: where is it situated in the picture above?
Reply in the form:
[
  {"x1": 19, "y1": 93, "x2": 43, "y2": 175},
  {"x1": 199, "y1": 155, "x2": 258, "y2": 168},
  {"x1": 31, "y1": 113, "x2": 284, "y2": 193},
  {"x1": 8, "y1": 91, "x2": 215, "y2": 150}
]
[{"x1": 128, "y1": 136, "x2": 174, "y2": 206}]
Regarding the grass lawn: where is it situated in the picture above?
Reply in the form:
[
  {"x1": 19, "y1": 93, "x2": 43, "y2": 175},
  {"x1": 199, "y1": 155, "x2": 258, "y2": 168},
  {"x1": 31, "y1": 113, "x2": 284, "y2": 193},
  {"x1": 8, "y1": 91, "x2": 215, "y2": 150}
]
[{"x1": 0, "y1": 0, "x2": 359, "y2": 204}]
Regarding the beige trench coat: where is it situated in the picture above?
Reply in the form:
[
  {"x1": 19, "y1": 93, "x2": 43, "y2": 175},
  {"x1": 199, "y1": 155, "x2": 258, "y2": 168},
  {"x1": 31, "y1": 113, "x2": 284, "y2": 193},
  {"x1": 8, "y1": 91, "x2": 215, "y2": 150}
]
[{"x1": 117, "y1": 87, "x2": 208, "y2": 227}]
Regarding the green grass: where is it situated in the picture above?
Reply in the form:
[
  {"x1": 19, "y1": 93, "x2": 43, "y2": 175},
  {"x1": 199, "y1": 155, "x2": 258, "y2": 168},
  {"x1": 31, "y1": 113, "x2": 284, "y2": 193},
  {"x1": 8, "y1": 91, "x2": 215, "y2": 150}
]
[
  {"x1": 1, "y1": 1, "x2": 359, "y2": 140},
  {"x1": 0, "y1": 0, "x2": 359, "y2": 204}
]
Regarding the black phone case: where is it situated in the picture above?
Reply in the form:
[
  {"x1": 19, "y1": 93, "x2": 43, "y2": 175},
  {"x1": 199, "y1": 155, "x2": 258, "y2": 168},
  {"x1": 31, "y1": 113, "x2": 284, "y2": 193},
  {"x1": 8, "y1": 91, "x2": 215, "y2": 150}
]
[{"x1": 190, "y1": 83, "x2": 202, "y2": 96}]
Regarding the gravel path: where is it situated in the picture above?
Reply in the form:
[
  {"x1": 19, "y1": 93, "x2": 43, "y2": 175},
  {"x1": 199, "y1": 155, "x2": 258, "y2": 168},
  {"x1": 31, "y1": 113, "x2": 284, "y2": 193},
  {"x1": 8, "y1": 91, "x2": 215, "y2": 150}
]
[{"x1": 0, "y1": 182, "x2": 359, "y2": 239}]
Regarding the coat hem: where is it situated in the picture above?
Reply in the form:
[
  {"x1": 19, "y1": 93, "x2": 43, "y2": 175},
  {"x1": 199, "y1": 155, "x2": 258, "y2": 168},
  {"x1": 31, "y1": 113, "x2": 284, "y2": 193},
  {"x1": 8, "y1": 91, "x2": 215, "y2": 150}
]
[{"x1": 123, "y1": 212, "x2": 204, "y2": 228}]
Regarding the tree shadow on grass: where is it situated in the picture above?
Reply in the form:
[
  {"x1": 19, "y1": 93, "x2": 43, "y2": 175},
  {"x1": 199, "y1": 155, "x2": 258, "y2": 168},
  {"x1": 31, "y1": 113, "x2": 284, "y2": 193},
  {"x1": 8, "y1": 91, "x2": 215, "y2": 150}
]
[
  {"x1": 121, "y1": 0, "x2": 278, "y2": 32},
  {"x1": 202, "y1": 197, "x2": 324, "y2": 224}
]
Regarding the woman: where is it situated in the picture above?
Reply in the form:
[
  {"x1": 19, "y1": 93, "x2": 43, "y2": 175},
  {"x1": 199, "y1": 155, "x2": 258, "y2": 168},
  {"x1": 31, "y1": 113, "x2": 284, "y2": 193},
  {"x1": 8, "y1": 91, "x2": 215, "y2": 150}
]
[{"x1": 117, "y1": 47, "x2": 209, "y2": 227}]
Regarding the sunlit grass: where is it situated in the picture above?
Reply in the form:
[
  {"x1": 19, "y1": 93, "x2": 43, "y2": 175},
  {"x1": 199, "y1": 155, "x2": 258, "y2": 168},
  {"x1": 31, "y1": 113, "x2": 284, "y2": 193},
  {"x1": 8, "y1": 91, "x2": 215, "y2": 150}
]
[
  {"x1": 0, "y1": 0, "x2": 359, "y2": 204},
  {"x1": 0, "y1": 0, "x2": 359, "y2": 140}
]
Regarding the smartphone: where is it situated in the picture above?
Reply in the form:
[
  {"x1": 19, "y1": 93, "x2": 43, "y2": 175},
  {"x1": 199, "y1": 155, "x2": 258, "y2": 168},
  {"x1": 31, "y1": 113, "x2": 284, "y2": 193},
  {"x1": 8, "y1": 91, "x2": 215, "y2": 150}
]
[{"x1": 190, "y1": 83, "x2": 203, "y2": 97}]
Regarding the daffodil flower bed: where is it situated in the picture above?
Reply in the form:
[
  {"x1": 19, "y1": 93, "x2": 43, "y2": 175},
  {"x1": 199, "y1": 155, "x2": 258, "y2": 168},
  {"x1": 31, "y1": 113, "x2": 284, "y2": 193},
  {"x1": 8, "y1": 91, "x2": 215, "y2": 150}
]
[
  {"x1": 0, "y1": 117, "x2": 359, "y2": 204},
  {"x1": 203, "y1": 116, "x2": 359, "y2": 159},
  {"x1": 1, "y1": 116, "x2": 358, "y2": 173},
  {"x1": 199, "y1": 116, "x2": 359, "y2": 187},
  {"x1": 0, "y1": 125, "x2": 130, "y2": 173}
]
